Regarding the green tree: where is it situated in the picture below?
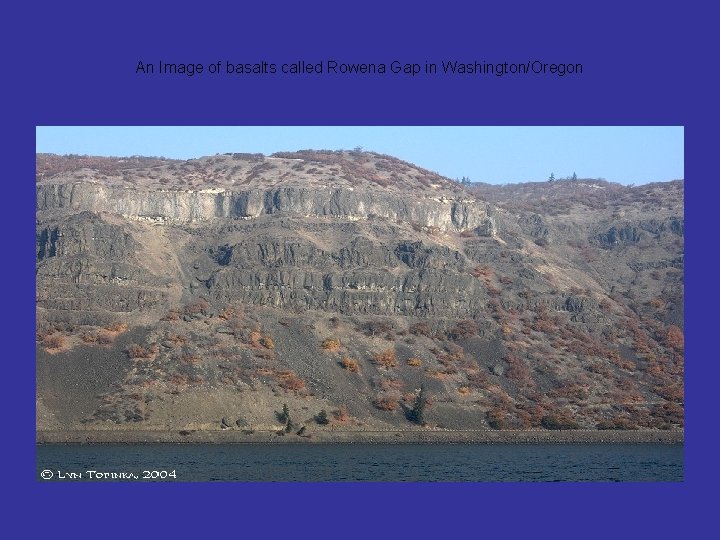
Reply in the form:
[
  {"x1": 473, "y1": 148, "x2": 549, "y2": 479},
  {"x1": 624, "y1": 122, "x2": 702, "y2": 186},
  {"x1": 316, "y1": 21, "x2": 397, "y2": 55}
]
[
  {"x1": 548, "y1": 172, "x2": 555, "y2": 182},
  {"x1": 277, "y1": 403, "x2": 292, "y2": 431},
  {"x1": 408, "y1": 386, "x2": 427, "y2": 425},
  {"x1": 316, "y1": 409, "x2": 329, "y2": 425},
  {"x1": 572, "y1": 172, "x2": 578, "y2": 181}
]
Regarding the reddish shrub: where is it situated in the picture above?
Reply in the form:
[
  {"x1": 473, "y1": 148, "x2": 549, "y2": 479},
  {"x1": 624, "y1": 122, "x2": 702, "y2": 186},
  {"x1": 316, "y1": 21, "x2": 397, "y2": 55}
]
[
  {"x1": 655, "y1": 383, "x2": 683, "y2": 402},
  {"x1": 183, "y1": 299, "x2": 209, "y2": 316},
  {"x1": 448, "y1": 320, "x2": 478, "y2": 340},
  {"x1": 470, "y1": 265, "x2": 493, "y2": 279},
  {"x1": 333, "y1": 406, "x2": 350, "y2": 422},
  {"x1": 248, "y1": 331, "x2": 262, "y2": 347},
  {"x1": 165, "y1": 333, "x2": 188, "y2": 347},
  {"x1": 162, "y1": 308, "x2": 181, "y2": 321},
  {"x1": 664, "y1": 325, "x2": 684, "y2": 352},
  {"x1": 179, "y1": 352, "x2": 201, "y2": 364},
  {"x1": 103, "y1": 322, "x2": 128, "y2": 333},
  {"x1": 372, "y1": 349, "x2": 398, "y2": 368},
  {"x1": 218, "y1": 307, "x2": 237, "y2": 320},
  {"x1": 541, "y1": 413, "x2": 579, "y2": 430},
  {"x1": 373, "y1": 395, "x2": 398, "y2": 411},
  {"x1": 42, "y1": 334, "x2": 66, "y2": 350},
  {"x1": 360, "y1": 320, "x2": 393, "y2": 337},
  {"x1": 340, "y1": 357, "x2": 360, "y2": 373},
  {"x1": 278, "y1": 371, "x2": 305, "y2": 391},
  {"x1": 505, "y1": 353, "x2": 534, "y2": 387},
  {"x1": 127, "y1": 344, "x2": 153, "y2": 359},
  {"x1": 487, "y1": 408, "x2": 507, "y2": 429},
  {"x1": 465, "y1": 370, "x2": 489, "y2": 388},
  {"x1": 96, "y1": 331, "x2": 114, "y2": 345},
  {"x1": 322, "y1": 338, "x2": 341, "y2": 352},
  {"x1": 409, "y1": 322, "x2": 432, "y2": 337}
]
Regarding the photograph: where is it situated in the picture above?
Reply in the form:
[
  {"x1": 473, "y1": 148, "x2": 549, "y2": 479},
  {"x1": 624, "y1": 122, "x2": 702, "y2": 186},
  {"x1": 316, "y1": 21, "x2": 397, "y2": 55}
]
[{"x1": 35, "y1": 126, "x2": 684, "y2": 482}]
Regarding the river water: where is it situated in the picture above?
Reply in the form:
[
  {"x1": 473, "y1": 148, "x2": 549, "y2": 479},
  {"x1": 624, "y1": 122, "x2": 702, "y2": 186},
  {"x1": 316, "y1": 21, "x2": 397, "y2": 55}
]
[{"x1": 36, "y1": 442, "x2": 683, "y2": 482}]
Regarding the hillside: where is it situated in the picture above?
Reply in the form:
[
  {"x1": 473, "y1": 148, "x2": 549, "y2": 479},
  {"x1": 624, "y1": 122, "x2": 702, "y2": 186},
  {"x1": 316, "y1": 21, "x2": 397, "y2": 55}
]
[{"x1": 36, "y1": 151, "x2": 684, "y2": 438}]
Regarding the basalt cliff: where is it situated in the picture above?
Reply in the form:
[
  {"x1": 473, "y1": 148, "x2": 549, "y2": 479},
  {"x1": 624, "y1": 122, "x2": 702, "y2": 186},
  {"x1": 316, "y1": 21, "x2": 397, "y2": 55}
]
[{"x1": 36, "y1": 151, "x2": 684, "y2": 439}]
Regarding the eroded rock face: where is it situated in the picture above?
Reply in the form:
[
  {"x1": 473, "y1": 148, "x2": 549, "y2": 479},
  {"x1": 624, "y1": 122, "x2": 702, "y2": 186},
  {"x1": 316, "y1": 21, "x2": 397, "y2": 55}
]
[
  {"x1": 36, "y1": 183, "x2": 496, "y2": 233},
  {"x1": 598, "y1": 224, "x2": 641, "y2": 247},
  {"x1": 35, "y1": 153, "x2": 506, "y2": 319},
  {"x1": 36, "y1": 153, "x2": 685, "y2": 434},
  {"x1": 36, "y1": 211, "x2": 177, "y2": 319}
]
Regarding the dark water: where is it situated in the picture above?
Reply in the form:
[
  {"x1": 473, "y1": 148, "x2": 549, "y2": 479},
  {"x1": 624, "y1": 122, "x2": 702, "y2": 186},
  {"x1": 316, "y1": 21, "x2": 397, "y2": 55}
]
[{"x1": 36, "y1": 443, "x2": 683, "y2": 482}]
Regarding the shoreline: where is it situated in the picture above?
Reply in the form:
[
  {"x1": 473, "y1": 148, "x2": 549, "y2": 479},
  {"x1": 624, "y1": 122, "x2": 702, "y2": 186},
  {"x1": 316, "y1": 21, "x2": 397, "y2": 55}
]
[{"x1": 37, "y1": 429, "x2": 683, "y2": 445}]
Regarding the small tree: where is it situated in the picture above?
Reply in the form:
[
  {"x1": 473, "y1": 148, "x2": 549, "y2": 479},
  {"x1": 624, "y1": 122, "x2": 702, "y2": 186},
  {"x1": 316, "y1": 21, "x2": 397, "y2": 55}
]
[
  {"x1": 277, "y1": 403, "x2": 292, "y2": 431},
  {"x1": 316, "y1": 409, "x2": 329, "y2": 425},
  {"x1": 548, "y1": 172, "x2": 555, "y2": 182},
  {"x1": 408, "y1": 386, "x2": 427, "y2": 425},
  {"x1": 572, "y1": 172, "x2": 578, "y2": 181}
]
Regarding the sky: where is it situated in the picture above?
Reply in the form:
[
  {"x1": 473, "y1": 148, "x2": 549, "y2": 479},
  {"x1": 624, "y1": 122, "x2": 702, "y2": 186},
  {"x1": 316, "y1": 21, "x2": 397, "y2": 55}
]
[{"x1": 35, "y1": 126, "x2": 683, "y2": 185}]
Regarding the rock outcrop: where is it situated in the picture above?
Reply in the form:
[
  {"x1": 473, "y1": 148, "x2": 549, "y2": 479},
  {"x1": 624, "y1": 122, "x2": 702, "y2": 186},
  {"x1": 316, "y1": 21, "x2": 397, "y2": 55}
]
[{"x1": 35, "y1": 152, "x2": 684, "y2": 436}]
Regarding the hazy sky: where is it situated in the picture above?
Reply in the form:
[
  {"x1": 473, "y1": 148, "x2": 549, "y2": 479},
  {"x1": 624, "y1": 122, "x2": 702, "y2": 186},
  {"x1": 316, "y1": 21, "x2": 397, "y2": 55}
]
[{"x1": 36, "y1": 126, "x2": 683, "y2": 185}]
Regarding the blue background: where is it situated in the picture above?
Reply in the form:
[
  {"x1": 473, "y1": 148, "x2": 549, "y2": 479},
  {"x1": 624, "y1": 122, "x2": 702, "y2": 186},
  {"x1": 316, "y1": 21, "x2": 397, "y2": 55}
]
[{"x1": 7, "y1": 1, "x2": 715, "y2": 537}]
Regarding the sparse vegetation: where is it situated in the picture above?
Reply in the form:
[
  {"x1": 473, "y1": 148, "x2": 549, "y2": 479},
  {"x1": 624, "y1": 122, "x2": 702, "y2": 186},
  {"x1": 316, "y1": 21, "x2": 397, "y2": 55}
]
[
  {"x1": 277, "y1": 403, "x2": 293, "y2": 432},
  {"x1": 278, "y1": 371, "x2": 305, "y2": 392},
  {"x1": 664, "y1": 325, "x2": 684, "y2": 352},
  {"x1": 103, "y1": 322, "x2": 128, "y2": 333},
  {"x1": 340, "y1": 357, "x2": 360, "y2": 372},
  {"x1": 541, "y1": 414, "x2": 580, "y2": 430},
  {"x1": 322, "y1": 338, "x2": 341, "y2": 352},
  {"x1": 183, "y1": 299, "x2": 209, "y2": 317},
  {"x1": 373, "y1": 395, "x2": 398, "y2": 411},
  {"x1": 487, "y1": 408, "x2": 507, "y2": 430},
  {"x1": 96, "y1": 331, "x2": 114, "y2": 345},
  {"x1": 41, "y1": 334, "x2": 66, "y2": 351},
  {"x1": 36, "y1": 151, "x2": 683, "y2": 436},
  {"x1": 409, "y1": 322, "x2": 432, "y2": 337},
  {"x1": 360, "y1": 320, "x2": 393, "y2": 337},
  {"x1": 407, "y1": 387, "x2": 428, "y2": 425},
  {"x1": 127, "y1": 344, "x2": 155, "y2": 359},
  {"x1": 447, "y1": 320, "x2": 477, "y2": 340},
  {"x1": 372, "y1": 349, "x2": 398, "y2": 368},
  {"x1": 333, "y1": 406, "x2": 350, "y2": 422}
]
